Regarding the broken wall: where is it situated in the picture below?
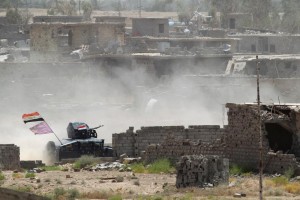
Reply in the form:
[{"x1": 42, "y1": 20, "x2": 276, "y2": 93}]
[
  {"x1": 0, "y1": 144, "x2": 20, "y2": 170},
  {"x1": 112, "y1": 125, "x2": 225, "y2": 157}
]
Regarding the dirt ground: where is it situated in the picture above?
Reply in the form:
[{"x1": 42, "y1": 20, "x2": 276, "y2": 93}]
[{"x1": 1, "y1": 169, "x2": 300, "y2": 199}]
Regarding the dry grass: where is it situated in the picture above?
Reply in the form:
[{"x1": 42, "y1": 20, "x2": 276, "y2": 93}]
[
  {"x1": 284, "y1": 182, "x2": 300, "y2": 194},
  {"x1": 12, "y1": 173, "x2": 24, "y2": 179}
]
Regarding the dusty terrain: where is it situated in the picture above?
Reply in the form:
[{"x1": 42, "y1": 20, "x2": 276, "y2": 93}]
[{"x1": 1, "y1": 169, "x2": 300, "y2": 199}]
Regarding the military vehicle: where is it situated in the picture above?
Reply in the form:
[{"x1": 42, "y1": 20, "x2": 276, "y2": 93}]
[{"x1": 46, "y1": 122, "x2": 113, "y2": 163}]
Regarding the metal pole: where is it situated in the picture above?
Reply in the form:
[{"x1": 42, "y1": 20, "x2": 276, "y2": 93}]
[
  {"x1": 256, "y1": 55, "x2": 263, "y2": 200},
  {"x1": 45, "y1": 120, "x2": 63, "y2": 145},
  {"x1": 138, "y1": 0, "x2": 141, "y2": 18}
]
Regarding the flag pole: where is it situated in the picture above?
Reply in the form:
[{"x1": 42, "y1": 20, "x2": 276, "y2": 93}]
[{"x1": 45, "y1": 120, "x2": 63, "y2": 145}]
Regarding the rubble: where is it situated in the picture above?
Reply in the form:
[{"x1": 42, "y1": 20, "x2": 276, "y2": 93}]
[
  {"x1": 91, "y1": 162, "x2": 125, "y2": 171},
  {"x1": 176, "y1": 155, "x2": 229, "y2": 188}
]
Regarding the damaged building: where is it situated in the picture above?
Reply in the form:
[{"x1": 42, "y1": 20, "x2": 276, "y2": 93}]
[
  {"x1": 30, "y1": 19, "x2": 125, "y2": 62},
  {"x1": 113, "y1": 103, "x2": 300, "y2": 174}
]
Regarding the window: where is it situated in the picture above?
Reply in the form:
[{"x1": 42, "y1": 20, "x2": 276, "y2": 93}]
[
  {"x1": 159, "y1": 24, "x2": 164, "y2": 33},
  {"x1": 270, "y1": 44, "x2": 276, "y2": 53},
  {"x1": 229, "y1": 18, "x2": 236, "y2": 29},
  {"x1": 251, "y1": 44, "x2": 256, "y2": 52}
]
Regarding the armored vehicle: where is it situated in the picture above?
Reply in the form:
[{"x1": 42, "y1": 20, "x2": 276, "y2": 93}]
[{"x1": 46, "y1": 122, "x2": 113, "y2": 163}]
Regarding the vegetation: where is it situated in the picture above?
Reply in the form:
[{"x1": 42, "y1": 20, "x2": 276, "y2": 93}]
[
  {"x1": 25, "y1": 172, "x2": 35, "y2": 178},
  {"x1": 73, "y1": 155, "x2": 97, "y2": 169},
  {"x1": 229, "y1": 164, "x2": 252, "y2": 175},
  {"x1": 12, "y1": 172, "x2": 24, "y2": 179},
  {"x1": 41, "y1": 165, "x2": 62, "y2": 171},
  {"x1": 130, "y1": 159, "x2": 175, "y2": 174},
  {"x1": 0, "y1": 172, "x2": 4, "y2": 181}
]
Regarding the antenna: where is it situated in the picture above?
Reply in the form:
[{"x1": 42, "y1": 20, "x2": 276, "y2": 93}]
[{"x1": 256, "y1": 55, "x2": 263, "y2": 200}]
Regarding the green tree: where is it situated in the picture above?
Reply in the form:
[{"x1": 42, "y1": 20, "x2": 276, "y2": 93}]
[
  {"x1": 281, "y1": 0, "x2": 300, "y2": 33},
  {"x1": 82, "y1": 0, "x2": 93, "y2": 20}
]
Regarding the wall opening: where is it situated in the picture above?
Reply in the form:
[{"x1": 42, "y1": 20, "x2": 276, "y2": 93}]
[{"x1": 265, "y1": 123, "x2": 293, "y2": 153}]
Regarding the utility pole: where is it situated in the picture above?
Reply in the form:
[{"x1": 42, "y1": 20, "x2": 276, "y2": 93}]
[
  {"x1": 256, "y1": 55, "x2": 263, "y2": 200},
  {"x1": 118, "y1": 0, "x2": 121, "y2": 17},
  {"x1": 138, "y1": 0, "x2": 141, "y2": 18}
]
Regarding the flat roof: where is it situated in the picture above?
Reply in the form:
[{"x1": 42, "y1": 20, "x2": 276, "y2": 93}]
[
  {"x1": 94, "y1": 16, "x2": 126, "y2": 19},
  {"x1": 131, "y1": 36, "x2": 240, "y2": 42},
  {"x1": 31, "y1": 22, "x2": 125, "y2": 26}
]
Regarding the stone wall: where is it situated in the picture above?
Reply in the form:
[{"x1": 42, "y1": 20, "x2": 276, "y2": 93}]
[
  {"x1": 112, "y1": 125, "x2": 225, "y2": 157},
  {"x1": 176, "y1": 155, "x2": 229, "y2": 188},
  {"x1": 113, "y1": 103, "x2": 300, "y2": 174},
  {"x1": 0, "y1": 144, "x2": 20, "y2": 170}
]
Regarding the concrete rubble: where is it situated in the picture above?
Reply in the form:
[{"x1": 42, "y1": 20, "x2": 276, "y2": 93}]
[{"x1": 176, "y1": 155, "x2": 229, "y2": 188}]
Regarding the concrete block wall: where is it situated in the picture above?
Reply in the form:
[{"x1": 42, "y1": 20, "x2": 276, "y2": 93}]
[
  {"x1": 176, "y1": 155, "x2": 229, "y2": 188},
  {"x1": 225, "y1": 104, "x2": 270, "y2": 168},
  {"x1": 112, "y1": 125, "x2": 225, "y2": 157},
  {"x1": 264, "y1": 152, "x2": 299, "y2": 174},
  {"x1": 143, "y1": 135, "x2": 226, "y2": 164},
  {"x1": 0, "y1": 144, "x2": 20, "y2": 170}
]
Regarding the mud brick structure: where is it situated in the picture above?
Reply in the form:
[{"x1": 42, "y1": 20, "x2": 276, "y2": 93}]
[
  {"x1": 176, "y1": 155, "x2": 229, "y2": 188},
  {"x1": 30, "y1": 22, "x2": 125, "y2": 62},
  {"x1": 0, "y1": 144, "x2": 20, "y2": 170},
  {"x1": 113, "y1": 103, "x2": 300, "y2": 174},
  {"x1": 112, "y1": 125, "x2": 225, "y2": 157}
]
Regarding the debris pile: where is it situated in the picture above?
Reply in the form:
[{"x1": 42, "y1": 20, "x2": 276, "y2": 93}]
[
  {"x1": 176, "y1": 155, "x2": 229, "y2": 188},
  {"x1": 91, "y1": 162, "x2": 125, "y2": 171}
]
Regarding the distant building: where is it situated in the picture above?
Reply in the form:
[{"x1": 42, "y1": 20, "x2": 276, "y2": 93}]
[
  {"x1": 132, "y1": 18, "x2": 169, "y2": 37},
  {"x1": 229, "y1": 33, "x2": 300, "y2": 54},
  {"x1": 30, "y1": 22, "x2": 125, "y2": 62},
  {"x1": 94, "y1": 16, "x2": 126, "y2": 23},
  {"x1": 222, "y1": 13, "x2": 253, "y2": 30},
  {"x1": 33, "y1": 16, "x2": 84, "y2": 23}
]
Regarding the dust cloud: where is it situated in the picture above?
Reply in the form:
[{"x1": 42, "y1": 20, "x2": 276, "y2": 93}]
[{"x1": 0, "y1": 60, "x2": 284, "y2": 160}]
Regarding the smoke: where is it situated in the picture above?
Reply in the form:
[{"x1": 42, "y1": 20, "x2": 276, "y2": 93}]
[{"x1": 0, "y1": 58, "x2": 289, "y2": 161}]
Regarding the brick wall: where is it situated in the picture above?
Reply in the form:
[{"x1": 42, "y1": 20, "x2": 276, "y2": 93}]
[
  {"x1": 0, "y1": 144, "x2": 20, "y2": 170},
  {"x1": 113, "y1": 103, "x2": 300, "y2": 174},
  {"x1": 112, "y1": 125, "x2": 225, "y2": 157}
]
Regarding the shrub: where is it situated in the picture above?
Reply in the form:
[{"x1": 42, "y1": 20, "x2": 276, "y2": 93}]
[
  {"x1": 16, "y1": 186, "x2": 31, "y2": 193},
  {"x1": 12, "y1": 173, "x2": 24, "y2": 179},
  {"x1": 0, "y1": 172, "x2": 4, "y2": 181},
  {"x1": 41, "y1": 165, "x2": 62, "y2": 171},
  {"x1": 229, "y1": 164, "x2": 244, "y2": 175},
  {"x1": 147, "y1": 159, "x2": 175, "y2": 174},
  {"x1": 272, "y1": 176, "x2": 289, "y2": 186},
  {"x1": 67, "y1": 188, "x2": 80, "y2": 200},
  {"x1": 25, "y1": 172, "x2": 35, "y2": 178},
  {"x1": 80, "y1": 190, "x2": 110, "y2": 199},
  {"x1": 284, "y1": 167, "x2": 295, "y2": 180},
  {"x1": 130, "y1": 163, "x2": 146, "y2": 173},
  {"x1": 115, "y1": 175, "x2": 124, "y2": 182},
  {"x1": 108, "y1": 194, "x2": 122, "y2": 200},
  {"x1": 73, "y1": 155, "x2": 97, "y2": 169},
  {"x1": 285, "y1": 182, "x2": 300, "y2": 194},
  {"x1": 53, "y1": 187, "x2": 66, "y2": 200},
  {"x1": 133, "y1": 180, "x2": 140, "y2": 186}
]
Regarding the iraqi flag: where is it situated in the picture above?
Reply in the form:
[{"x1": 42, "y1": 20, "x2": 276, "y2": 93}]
[{"x1": 22, "y1": 112, "x2": 53, "y2": 135}]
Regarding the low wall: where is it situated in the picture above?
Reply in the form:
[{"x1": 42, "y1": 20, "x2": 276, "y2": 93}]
[
  {"x1": 112, "y1": 125, "x2": 225, "y2": 157},
  {"x1": 0, "y1": 144, "x2": 20, "y2": 170},
  {"x1": 0, "y1": 188, "x2": 48, "y2": 200}
]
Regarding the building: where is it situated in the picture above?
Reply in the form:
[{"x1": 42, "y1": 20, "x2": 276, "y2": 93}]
[
  {"x1": 33, "y1": 16, "x2": 84, "y2": 23},
  {"x1": 113, "y1": 103, "x2": 300, "y2": 174},
  {"x1": 132, "y1": 18, "x2": 169, "y2": 37},
  {"x1": 229, "y1": 33, "x2": 300, "y2": 54},
  {"x1": 30, "y1": 22, "x2": 125, "y2": 62},
  {"x1": 222, "y1": 13, "x2": 253, "y2": 30},
  {"x1": 94, "y1": 16, "x2": 126, "y2": 23}
]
